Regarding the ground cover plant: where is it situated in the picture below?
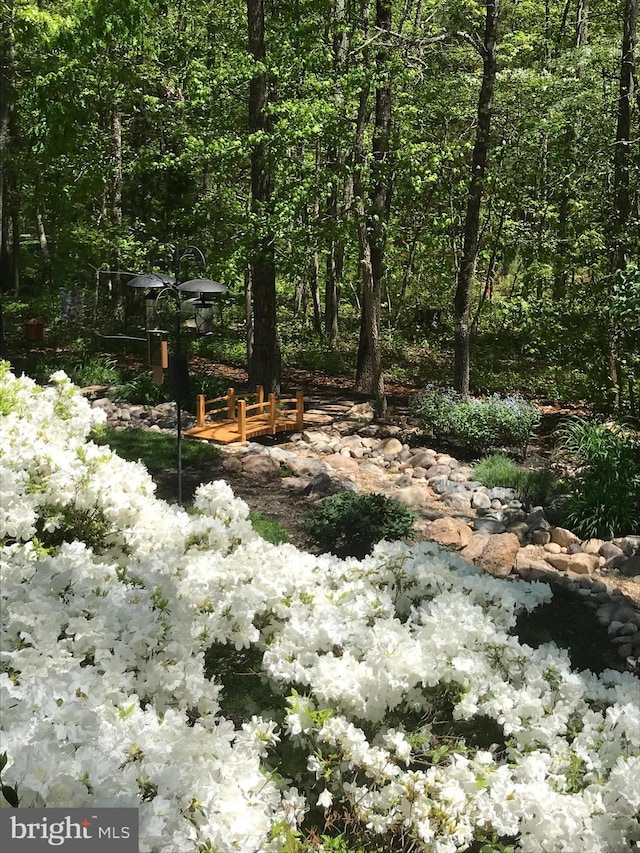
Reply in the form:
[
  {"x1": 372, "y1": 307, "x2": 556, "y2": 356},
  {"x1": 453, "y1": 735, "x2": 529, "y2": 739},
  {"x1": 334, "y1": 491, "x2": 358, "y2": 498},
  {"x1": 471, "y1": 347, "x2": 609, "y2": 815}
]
[{"x1": 1, "y1": 363, "x2": 640, "y2": 852}]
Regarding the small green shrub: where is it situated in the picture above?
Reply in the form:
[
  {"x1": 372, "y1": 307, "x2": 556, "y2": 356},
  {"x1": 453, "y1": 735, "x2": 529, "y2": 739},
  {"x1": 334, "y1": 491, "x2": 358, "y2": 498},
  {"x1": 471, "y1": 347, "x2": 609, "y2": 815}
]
[
  {"x1": 555, "y1": 418, "x2": 640, "y2": 538},
  {"x1": 473, "y1": 453, "x2": 557, "y2": 507},
  {"x1": 304, "y1": 491, "x2": 417, "y2": 559},
  {"x1": 413, "y1": 387, "x2": 540, "y2": 456}
]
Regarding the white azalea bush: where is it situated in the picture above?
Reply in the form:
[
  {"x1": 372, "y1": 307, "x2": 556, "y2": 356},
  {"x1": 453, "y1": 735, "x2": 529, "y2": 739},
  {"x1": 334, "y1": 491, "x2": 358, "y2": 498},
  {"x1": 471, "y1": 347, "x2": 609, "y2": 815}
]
[{"x1": 1, "y1": 363, "x2": 639, "y2": 852}]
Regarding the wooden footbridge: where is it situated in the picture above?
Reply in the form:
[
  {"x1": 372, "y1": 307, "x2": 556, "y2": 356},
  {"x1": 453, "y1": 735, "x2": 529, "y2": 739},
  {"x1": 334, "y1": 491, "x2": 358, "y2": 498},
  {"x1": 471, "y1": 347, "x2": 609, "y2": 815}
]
[{"x1": 183, "y1": 386, "x2": 304, "y2": 444}]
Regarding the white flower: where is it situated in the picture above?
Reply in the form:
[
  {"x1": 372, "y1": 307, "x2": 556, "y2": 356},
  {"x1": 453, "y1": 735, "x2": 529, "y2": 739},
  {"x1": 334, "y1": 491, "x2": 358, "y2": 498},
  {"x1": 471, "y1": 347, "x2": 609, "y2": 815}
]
[{"x1": 317, "y1": 788, "x2": 333, "y2": 809}]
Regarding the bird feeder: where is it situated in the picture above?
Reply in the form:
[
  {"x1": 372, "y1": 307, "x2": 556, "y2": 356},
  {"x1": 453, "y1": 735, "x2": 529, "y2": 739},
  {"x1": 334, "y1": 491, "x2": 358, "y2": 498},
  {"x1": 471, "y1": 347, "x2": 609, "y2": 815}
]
[{"x1": 147, "y1": 329, "x2": 169, "y2": 385}]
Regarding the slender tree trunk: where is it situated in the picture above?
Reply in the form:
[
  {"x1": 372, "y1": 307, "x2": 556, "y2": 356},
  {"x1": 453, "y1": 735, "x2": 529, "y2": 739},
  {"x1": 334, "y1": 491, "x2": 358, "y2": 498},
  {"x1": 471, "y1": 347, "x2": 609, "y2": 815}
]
[
  {"x1": 609, "y1": 0, "x2": 638, "y2": 411},
  {"x1": 612, "y1": 0, "x2": 637, "y2": 274},
  {"x1": 112, "y1": 107, "x2": 123, "y2": 234},
  {"x1": 355, "y1": 0, "x2": 392, "y2": 417},
  {"x1": 244, "y1": 264, "x2": 254, "y2": 365},
  {"x1": 576, "y1": 0, "x2": 589, "y2": 46},
  {"x1": 324, "y1": 0, "x2": 348, "y2": 347},
  {"x1": 0, "y1": 0, "x2": 16, "y2": 318},
  {"x1": 247, "y1": 0, "x2": 281, "y2": 393},
  {"x1": 453, "y1": 0, "x2": 500, "y2": 396}
]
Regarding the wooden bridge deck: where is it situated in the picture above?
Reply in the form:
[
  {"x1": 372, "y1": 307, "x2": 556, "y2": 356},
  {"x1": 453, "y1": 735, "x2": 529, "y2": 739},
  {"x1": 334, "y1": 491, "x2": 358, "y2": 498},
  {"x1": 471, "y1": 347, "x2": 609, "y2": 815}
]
[{"x1": 183, "y1": 386, "x2": 304, "y2": 444}]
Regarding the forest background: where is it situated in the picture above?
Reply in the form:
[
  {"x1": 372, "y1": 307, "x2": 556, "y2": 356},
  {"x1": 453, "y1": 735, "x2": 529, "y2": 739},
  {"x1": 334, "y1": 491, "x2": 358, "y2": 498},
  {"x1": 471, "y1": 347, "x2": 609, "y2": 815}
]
[{"x1": 0, "y1": 0, "x2": 638, "y2": 416}]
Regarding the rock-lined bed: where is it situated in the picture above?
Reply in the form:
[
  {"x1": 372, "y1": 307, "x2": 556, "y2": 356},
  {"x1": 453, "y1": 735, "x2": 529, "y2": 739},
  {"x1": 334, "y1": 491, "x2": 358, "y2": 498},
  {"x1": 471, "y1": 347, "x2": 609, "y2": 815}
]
[{"x1": 91, "y1": 393, "x2": 640, "y2": 672}]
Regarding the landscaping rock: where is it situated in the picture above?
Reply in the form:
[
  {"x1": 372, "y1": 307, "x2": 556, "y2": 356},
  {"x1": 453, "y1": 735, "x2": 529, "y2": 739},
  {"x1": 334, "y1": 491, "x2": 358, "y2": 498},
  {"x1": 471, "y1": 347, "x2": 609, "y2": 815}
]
[
  {"x1": 545, "y1": 553, "x2": 599, "y2": 575},
  {"x1": 531, "y1": 529, "x2": 551, "y2": 545},
  {"x1": 393, "y1": 485, "x2": 432, "y2": 509},
  {"x1": 303, "y1": 472, "x2": 354, "y2": 498},
  {"x1": 443, "y1": 491, "x2": 472, "y2": 511},
  {"x1": 471, "y1": 491, "x2": 492, "y2": 510},
  {"x1": 426, "y1": 517, "x2": 473, "y2": 549},
  {"x1": 459, "y1": 534, "x2": 491, "y2": 565},
  {"x1": 619, "y1": 555, "x2": 640, "y2": 577},
  {"x1": 600, "y1": 542, "x2": 625, "y2": 560},
  {"x1": 380, "y1": 437, "x2": 403, "y2": 456},
  {"x1": 550, "y1": 526, "x2": 581, "y2": 548},
  {"x1": 426, "y1": 464, "x2": 452, "y2": 478},
  {"x1": 325, "y1": 454, "x2": 360, "y2": 473},
  {"x1": 479, "y1": 533, "x2": 520, "y2": 577},
  {"x1": 241, "y1": 454, "x2": 281, "y2": 475},
  {"x1": 473, "y1": 517, "x2": 507, "y2": 534}
]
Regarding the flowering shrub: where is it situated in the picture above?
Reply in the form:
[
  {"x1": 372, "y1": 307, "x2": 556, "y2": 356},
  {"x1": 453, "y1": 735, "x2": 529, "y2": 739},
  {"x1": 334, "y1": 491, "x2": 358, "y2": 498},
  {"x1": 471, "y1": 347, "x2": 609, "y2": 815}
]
[
  {"x1": 1, "y1": 363, "x2": 639, "y2": 852},
  {"x1": 413, "y1": 387, "x2": 540, "y2": 457}
]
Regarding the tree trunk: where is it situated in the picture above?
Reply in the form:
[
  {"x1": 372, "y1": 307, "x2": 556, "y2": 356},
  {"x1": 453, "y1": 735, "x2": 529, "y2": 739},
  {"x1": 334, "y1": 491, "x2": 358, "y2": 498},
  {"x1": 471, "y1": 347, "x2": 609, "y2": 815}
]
[
  {"x1": 609, "y1": 0, "x2": 638, "y2": 411},
  {"x1": 355, "y1": 0, "x2": 391, "y2": 417},
  {"x1": 244, "y1": 264, "x2": 254, "y2": 365},
  {"x1": 0, "y1": 0, "x2": 17, "y2": 309},
  {"x1": 246, "y1": 0, "x2": 281, "y2": 393},
  {"x1": 612, "y1": 0, "x2": 637, "y2": 273},
  {"x1": 453, "y1": 0, "x2": 500, "y2": 396},
  {"x1": 324, "y1": 0, "x2": 349, "y2": 347},
  {"x1": 576, "y1": 0, "x2": 589, "y2": 46}
]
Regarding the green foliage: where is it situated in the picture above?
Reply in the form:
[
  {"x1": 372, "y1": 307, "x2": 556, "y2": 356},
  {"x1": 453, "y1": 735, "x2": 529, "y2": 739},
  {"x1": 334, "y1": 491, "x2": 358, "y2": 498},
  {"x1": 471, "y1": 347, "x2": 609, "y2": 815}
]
[
  {"x1": 304, "y1": 492, "x2": 417, "y2": 560},
  {"x1": 110, "y1": 371, "x2": 169, "y2": 406},
  {"x1": 248, "y1": 510, "x2": 289, "y2": 545},
  {"x1": 36, "y1": 354, "x2": 122, "y2": 387},
  {"x1": 413, "y1": 387, "x2": 540, "y2": 456},
  {"x1": 0, "y1": 752, "x2": 20, "y2": 808},
  {"x1": 92, "y1": 427, "x2": 220, "y2": 473},
  {"x1": 473, "y1": 454, "x2": 557, "y2": 507},
  {"x1": 36, "y1": 504, "x2": 113, "y2": 553},
  {"x1": 555, "y1": 419, "x2": 640, "y2": 538}
]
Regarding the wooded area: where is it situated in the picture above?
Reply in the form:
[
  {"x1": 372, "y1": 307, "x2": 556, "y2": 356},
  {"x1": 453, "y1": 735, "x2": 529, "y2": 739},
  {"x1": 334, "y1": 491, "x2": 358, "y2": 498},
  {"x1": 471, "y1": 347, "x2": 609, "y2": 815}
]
[{"x1": 0, "y1": 0, "x2": 638, "y2": 412}]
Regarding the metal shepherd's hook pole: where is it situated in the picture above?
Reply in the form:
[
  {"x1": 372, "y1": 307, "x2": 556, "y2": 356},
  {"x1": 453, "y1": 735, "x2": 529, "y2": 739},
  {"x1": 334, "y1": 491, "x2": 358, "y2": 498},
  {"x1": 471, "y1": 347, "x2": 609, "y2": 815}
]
[{"x1": 174, "y1": 244, "x2": 183, "y2": 507}]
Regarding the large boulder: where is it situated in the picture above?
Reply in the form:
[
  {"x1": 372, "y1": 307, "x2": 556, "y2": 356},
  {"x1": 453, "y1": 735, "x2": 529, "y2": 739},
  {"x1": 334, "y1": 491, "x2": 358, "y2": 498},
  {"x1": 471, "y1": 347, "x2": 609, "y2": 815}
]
[{"x1": 459, "y1": 534, "x2": 491, "y2": 565}]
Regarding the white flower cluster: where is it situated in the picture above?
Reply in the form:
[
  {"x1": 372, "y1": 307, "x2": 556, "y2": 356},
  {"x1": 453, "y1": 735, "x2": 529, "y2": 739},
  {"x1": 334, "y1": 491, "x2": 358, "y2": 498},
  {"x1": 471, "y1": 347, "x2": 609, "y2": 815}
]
[{"x1": 1, "y1": 364, "x2": 639, "y2": 852}]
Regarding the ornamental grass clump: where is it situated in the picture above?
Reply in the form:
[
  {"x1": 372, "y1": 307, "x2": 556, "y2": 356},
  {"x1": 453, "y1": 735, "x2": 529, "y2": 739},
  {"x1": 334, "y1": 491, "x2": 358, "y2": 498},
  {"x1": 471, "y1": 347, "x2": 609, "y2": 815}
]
[
  {"x1": 473, "y1": 453, "x2": 558, "y2": 508},
  {"x1": 304, "y1": 491, "x2": 417, "y2": 558},
  {"x1": 413, "y1": 387, "x2": 540, "y2": 457},
  {"x1": 555, "y1": 418, "x2": 640, "y2": 538}
]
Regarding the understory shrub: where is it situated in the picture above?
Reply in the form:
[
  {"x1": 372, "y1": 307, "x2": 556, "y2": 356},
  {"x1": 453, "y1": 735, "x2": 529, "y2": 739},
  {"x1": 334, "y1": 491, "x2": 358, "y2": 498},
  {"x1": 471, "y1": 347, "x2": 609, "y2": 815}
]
[
  {"x1": 473, "y1": 454, "x2": 557, "y2": 507},
  {"x1": 413, "y1": 387, "x2": 540, "y2": 457},
  {"x1": 555, "y1": 418, "x2": 640, "y2": 538},
  {"x1": 304, "y1": 491, "x2": 417, "y2": 558}
]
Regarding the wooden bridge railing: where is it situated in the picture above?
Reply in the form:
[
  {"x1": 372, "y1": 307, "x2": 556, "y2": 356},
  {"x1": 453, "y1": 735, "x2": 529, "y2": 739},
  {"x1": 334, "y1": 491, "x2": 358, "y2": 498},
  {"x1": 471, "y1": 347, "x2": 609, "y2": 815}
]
[{"x1": 192, "y1": 386, "x2": 304, "y2": 442}]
